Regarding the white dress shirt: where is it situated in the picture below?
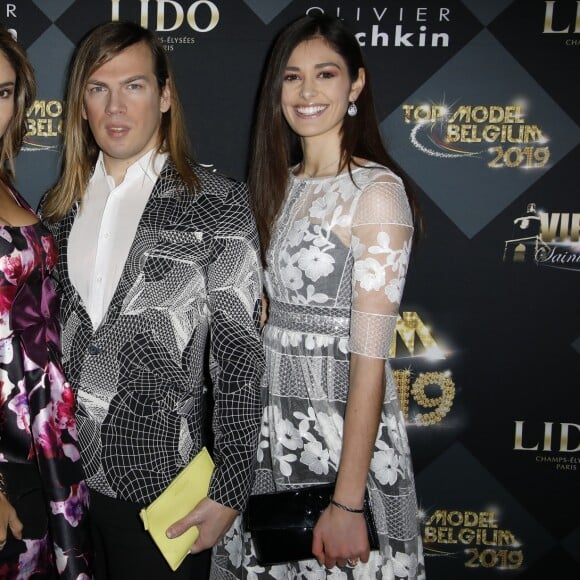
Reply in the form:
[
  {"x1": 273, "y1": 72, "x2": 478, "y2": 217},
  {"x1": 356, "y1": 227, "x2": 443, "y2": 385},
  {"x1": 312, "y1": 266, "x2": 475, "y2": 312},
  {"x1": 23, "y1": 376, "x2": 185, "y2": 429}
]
[{"x1": 68, "y1": 149, "x2": 168, "y2": 329}]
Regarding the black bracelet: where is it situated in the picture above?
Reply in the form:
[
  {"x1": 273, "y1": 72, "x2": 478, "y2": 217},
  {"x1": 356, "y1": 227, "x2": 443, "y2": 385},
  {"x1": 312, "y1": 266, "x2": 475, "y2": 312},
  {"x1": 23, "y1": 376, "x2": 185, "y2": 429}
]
[{"x1": 330, "y1": 498, "x2": 364, "y2": 514}]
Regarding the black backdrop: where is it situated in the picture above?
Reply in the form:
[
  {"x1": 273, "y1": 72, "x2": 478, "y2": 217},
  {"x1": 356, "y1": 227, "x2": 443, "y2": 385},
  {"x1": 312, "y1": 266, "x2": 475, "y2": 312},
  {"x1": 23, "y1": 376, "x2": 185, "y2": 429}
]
[{"x1": 8, "y1": 1, "x2": 579, "y2": 577}]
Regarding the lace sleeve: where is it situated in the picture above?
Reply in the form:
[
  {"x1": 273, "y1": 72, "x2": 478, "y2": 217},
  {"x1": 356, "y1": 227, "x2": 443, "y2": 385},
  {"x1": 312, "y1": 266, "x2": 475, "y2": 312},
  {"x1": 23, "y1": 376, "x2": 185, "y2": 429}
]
[{"x1": 349, "y1": 174, "x2": 413, "y2": 359}]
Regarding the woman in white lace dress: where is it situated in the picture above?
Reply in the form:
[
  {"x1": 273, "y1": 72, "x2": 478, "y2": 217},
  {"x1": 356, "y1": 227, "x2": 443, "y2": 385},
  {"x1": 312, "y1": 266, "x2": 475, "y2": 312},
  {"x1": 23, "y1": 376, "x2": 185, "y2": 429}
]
[{"x1": 212, "y1": 13, "x2": 425, "y2": 579}]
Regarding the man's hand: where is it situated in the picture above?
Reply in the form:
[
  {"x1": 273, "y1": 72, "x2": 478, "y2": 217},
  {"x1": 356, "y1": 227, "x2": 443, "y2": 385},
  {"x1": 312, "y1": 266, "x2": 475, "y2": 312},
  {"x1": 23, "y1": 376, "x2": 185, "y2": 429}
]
[
  {"x1": 165, "y1": 497, "x2": 238, "y2": 554},
  {"x1": 0, "y1": 493, "x2": 23, "y2": 548}
]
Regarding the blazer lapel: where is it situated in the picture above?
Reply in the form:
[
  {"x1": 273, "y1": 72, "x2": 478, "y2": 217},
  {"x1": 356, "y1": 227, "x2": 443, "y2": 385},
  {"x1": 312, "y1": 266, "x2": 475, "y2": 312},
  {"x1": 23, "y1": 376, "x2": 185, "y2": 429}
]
[
  {"x1": 54, "y1": 203, "x2": 93, "y2": 330},
  {"x1": 100, "y1": 161, "x2": 181, "y2": 326}
]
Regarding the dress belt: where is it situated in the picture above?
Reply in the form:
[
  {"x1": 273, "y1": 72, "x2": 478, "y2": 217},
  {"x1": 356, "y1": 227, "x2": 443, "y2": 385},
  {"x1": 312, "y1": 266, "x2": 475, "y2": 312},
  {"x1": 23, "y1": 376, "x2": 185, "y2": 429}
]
[{"x1": 268, "y1": 299, "x2": 349, "y2": 336}]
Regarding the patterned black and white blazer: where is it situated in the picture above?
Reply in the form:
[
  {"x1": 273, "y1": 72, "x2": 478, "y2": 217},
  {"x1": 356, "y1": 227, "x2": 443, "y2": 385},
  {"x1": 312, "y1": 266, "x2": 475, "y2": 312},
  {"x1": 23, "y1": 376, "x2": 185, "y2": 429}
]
[{"x1": 46, "y1": 160, "x2": 265, "y2": 511}]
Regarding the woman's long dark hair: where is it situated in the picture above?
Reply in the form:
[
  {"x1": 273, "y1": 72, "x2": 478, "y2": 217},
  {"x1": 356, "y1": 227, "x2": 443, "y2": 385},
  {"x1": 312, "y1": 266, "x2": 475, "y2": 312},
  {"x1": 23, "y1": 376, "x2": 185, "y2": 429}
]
[
  {"x1": 0, "y1": 26, "x2": 36, "y2": 184},
  {"x1": 248, "y1": 13, "x2": 422, "y2": 264}
]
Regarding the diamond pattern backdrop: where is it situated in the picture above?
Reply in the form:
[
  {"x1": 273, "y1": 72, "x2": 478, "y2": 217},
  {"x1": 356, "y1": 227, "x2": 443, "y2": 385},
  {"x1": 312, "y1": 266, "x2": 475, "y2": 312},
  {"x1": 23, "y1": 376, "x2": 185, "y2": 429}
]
[{"x1": 8, "y1": 1, "x2": 579, "y2": 578}]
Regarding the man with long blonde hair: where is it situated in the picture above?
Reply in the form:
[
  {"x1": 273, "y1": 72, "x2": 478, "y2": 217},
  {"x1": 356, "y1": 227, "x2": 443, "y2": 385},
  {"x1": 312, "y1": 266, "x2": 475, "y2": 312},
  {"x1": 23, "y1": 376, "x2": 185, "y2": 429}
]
[{"x1": 43, "y1": 20, "x2": 264, "y2": 579}]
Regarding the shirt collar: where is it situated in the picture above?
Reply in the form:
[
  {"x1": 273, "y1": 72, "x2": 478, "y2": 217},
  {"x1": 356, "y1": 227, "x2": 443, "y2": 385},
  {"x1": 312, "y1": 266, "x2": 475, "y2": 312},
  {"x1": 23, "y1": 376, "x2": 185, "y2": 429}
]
[{"x1": 92, "y1": 149, "x2": 168, "y2": 187}]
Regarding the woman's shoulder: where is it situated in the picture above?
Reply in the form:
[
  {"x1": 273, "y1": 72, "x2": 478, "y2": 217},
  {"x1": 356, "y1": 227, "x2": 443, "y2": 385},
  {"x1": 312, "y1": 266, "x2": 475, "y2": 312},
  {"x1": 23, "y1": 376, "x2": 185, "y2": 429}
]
[
  {"x1": 350, "y1": 158, "x2": 404, "y2": 187},
  {"x1": 350, "y1": 159, "x2": 412, "y2": 225},
  {"x1": 348, "y1": 161, "x2": 407, "y2": 206}
]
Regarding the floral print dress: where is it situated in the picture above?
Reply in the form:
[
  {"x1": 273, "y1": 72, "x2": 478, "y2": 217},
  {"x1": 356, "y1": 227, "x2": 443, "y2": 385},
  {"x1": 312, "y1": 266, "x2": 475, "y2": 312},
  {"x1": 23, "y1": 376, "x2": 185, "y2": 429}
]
[
  {"x1": 212, "y1": 165, "x2": 425, "y2": 579},
  {"x1": 0, "y1": 188, "x2": 92, "y2": 578}
]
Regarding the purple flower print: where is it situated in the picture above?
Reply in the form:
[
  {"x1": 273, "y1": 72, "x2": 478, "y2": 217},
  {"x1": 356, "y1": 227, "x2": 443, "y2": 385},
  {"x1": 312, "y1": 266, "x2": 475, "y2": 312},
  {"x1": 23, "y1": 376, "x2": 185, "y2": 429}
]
[
  {"x1": 51, "y1": 482, "x2": 89, "y2": 527},
  {"x1": 8, "y1": 388, "x2": 31, "y2": 433},
  {"x1": 18, "y1": 536, "x2": 53, "y2": 578}
]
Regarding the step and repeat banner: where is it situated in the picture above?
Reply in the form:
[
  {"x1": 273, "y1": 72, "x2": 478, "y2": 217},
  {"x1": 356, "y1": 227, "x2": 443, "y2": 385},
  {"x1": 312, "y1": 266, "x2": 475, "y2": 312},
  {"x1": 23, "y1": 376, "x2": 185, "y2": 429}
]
[{"x1": 7, "y1": 0, "x2": 579, "y2": 578}]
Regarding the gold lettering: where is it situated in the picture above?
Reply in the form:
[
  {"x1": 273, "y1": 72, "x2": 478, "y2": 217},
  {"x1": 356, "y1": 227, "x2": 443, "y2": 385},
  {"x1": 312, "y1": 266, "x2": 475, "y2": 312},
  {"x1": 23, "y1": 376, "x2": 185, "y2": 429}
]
[
  {"x1": 482, "y1": 125, "x2": 500, "y2": 142},
  {"x1": 514, "y1": 420, "x2": 539, "y2": 450},
  {"x1": 423, "y1": 526, "x2": 437, "y2": 542},
  {"x1": 471, "y1": 106, "x2": 488, "y2": 123},
  {"x1": 448, "y1": 105, "x2": 471, "y2": 124},
  {"x1": 560, "y1": 423, "x2": 580, "y2": 452},
  {"x1": 424, "y1": 510, "x2": 448, "y2": 526},
  {"x1": 391, "y1": 312, "x2": 441, "y2": 358},
  {"x1": 445, "y1": 124, "x2": 461, "y2": 143},
  {"x1": 394, "y1": 369, "x2": 410, "y2": 419},
  {"x1": 570, "y1": 214, "x2": 580, "y2": 242},
  {"x1": 458, "y1": 528, "x2": 475, "y2": 543}
]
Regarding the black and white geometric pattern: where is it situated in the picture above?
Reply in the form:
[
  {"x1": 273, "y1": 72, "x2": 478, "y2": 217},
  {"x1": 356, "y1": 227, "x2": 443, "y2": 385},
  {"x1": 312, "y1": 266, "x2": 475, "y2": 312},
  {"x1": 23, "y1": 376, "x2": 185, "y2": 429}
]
[{"x1": 47, "y1": 161, "x2": 265, "y2": 510}]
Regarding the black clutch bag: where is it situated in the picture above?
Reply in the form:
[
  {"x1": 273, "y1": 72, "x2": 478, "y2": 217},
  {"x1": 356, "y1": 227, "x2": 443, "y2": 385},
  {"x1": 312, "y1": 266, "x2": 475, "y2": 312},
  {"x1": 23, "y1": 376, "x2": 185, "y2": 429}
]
[{"x1": 245, "y1": 483, "x2": 379, "y2": 566}]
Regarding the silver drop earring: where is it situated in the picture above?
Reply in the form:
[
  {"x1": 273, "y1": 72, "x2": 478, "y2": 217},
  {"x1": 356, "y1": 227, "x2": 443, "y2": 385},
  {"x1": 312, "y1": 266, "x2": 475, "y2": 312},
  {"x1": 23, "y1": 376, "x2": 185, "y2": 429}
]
[{"x1": 347, "y1": 101, "x2": 358, "y2": 117}]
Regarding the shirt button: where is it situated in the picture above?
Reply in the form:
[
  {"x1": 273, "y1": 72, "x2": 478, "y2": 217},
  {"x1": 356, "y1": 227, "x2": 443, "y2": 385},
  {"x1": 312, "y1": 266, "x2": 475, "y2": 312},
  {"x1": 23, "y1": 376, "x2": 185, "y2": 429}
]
[{"x1": 87, "y1": 343, "x2": 100, "y2": 355}]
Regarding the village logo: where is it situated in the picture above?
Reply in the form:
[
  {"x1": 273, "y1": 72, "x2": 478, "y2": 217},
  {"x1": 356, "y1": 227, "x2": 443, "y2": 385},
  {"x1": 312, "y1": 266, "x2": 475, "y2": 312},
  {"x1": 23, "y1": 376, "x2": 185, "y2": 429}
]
[{"x1": 503, "y1": 203, "x2": 580, "y2": 271}]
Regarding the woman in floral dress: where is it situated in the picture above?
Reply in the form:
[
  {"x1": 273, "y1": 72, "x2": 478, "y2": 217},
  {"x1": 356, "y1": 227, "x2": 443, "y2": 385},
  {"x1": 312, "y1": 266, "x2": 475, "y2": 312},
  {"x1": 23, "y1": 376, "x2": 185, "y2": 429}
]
[
  {"x1": 212, "y1": 13, "x2": 425, "y2": 580},
  {"x1": 0, "y1": 25, "x2": 92, "y2": 578}
]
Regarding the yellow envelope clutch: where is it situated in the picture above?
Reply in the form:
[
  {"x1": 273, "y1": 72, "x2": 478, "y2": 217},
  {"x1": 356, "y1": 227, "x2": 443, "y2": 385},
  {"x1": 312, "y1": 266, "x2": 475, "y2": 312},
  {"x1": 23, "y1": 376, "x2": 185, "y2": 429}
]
[{"x1": 139, "y1": 447, "x2": 215, "y2": 571}]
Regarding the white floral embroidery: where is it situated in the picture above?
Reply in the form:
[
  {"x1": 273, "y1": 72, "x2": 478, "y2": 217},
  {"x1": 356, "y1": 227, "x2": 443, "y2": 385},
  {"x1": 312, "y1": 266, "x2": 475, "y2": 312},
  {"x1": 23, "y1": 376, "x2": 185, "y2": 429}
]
[
  {"x1": 371, "y1": 440, "x2": 403, "y2": 486},
  {"x1": 300, "y1": 440, "x2": 330, "y2": 475},
  {"x1": 391, "y1": 547, "x2": 419, "y2": 578},
  {"x1": 224, "y1": 525, "x2": 243, "y2": 567},
  {"x1": 309, "y1": 190, "x2": 339, "y2": 220},
  {"x1": 298, "y1": 246, "x2": 335, "y2": 282},
  {"x1": 277, "y1": 418, "x2": 302, "y2": 450},
  {"x1": 354, "y1": 257, "x2": 386, "y2": 291},
  {"x1": 280, "y1": 264, "x2": 304, "y2": 291},
  {"x1": 287, "y1": 217, "x2": 310, "y2": 247},
  {"x1": 314, "y1": 411, "x2": 343, "y2": 467},
  {"x1": 275, "y1": 452, "x2": 298, "y2": 477},
  {"x1": 385, "y1": 276, "x2": 405, "y2": 303}
]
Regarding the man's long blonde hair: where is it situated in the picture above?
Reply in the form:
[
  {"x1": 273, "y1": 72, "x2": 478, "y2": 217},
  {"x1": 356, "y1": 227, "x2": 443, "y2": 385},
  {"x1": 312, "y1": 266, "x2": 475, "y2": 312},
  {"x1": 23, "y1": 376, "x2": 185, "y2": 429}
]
[{"x1": 42, "y1": 21, "x2": 198, "y2": 222}]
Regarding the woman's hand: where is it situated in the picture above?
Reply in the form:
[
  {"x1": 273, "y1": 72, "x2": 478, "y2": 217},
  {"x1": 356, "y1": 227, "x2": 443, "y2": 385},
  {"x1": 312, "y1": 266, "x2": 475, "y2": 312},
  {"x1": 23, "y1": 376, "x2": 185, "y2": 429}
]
[
  {"x1": 311, "y1": 503, "x2": 370, "y2": 569},
  {"x1": 0, "y1": 492, "x2": 23, "y2": 549}
]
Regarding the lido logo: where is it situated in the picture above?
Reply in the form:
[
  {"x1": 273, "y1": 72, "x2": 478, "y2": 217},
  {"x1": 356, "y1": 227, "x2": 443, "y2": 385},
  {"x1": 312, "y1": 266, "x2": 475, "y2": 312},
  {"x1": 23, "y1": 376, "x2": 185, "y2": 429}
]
[
  {"x1": 543, "y1": 1, "x2": 580, "y2": 33},
  {"x1": 111, "y1": 0, "x2": 220, "y2": 32},
  {"x1": 514, "y1": 421, "x2": 580, "y2": 453}
]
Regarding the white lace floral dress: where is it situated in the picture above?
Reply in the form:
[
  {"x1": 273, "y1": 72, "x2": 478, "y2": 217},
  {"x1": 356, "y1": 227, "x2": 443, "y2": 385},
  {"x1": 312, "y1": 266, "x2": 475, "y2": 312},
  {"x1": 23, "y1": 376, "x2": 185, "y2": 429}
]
[{"x1": 211, "y1": 164, "x2": 425, "y2": 579}]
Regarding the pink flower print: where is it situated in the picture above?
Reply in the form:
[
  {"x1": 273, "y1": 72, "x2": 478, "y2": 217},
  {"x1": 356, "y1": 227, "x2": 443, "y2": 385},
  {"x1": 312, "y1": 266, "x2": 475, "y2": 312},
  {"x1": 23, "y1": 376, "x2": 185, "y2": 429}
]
[
  {"x1": 0, "y1": 284, "x2": 17, "y2": 322},
  {"x1": 0, "y1": 560, "x2": 19, "y2": 578},
  {"x1": 52, "y1": 379, "x2": 77, "y2": 431},
  {"x1": 41, "y1": 235, "x2": 58, "y2": 270},
  {"x1": 32, "y1": 405, "x2": 64, "y2": 459},
  {"x1": 51, "y1": 482, "x2": 89, "y2": 527},
  {"x1": 0, "y1": 253, "x2": 23, "y2": 285},
  {"x1": 22, "y1": 228, "x2": 42, "y2": 263}
]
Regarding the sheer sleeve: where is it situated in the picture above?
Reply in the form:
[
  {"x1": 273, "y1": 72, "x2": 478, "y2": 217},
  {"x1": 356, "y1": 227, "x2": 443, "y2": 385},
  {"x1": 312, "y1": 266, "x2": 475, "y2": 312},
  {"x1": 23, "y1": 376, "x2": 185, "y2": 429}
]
[{"x1": 349, "y1": 173, "x2": 413, "y2": 359}]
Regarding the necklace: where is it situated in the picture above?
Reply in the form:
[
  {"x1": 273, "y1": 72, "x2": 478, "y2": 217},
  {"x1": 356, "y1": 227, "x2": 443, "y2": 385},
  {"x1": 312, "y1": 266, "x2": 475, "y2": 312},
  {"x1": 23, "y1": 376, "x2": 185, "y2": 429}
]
[{"x1": 300, "y1": 157, "x2": 341, "y2": 179}]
